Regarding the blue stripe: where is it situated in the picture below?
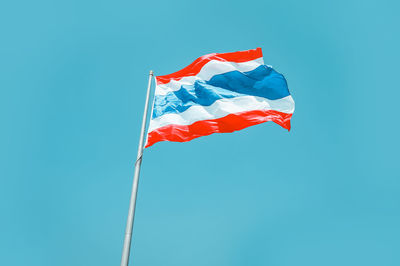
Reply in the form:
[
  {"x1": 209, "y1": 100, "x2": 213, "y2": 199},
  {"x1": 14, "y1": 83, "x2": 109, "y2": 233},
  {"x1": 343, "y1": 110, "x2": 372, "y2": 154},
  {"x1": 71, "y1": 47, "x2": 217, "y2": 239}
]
[{"x1": 152, "y1": 65, "x2": 290, "y2": 119}]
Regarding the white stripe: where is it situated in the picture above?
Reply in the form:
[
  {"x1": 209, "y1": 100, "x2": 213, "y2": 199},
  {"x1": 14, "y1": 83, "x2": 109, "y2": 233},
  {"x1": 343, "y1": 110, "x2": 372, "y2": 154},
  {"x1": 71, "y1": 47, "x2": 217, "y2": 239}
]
[
  {"x1": 148, "y1": 95, "x2": 295, "y2": 132},
  {"x1": 155, "y1": 58, "x2": 264, "y2": 96}
]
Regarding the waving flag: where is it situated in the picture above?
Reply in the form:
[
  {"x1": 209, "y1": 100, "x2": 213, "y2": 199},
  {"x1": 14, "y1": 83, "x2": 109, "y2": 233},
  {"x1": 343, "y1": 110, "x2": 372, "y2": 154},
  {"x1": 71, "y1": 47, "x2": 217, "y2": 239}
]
[{"x1": 145, "y1": 48, "x2": 295, "y2": 148}]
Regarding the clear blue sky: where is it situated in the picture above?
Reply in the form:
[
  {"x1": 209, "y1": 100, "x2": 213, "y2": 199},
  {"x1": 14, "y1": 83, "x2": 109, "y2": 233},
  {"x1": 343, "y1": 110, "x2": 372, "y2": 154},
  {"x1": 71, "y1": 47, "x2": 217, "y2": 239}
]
[{"x1": 1, "y1": 0, "x2": 399, "y2": 265}]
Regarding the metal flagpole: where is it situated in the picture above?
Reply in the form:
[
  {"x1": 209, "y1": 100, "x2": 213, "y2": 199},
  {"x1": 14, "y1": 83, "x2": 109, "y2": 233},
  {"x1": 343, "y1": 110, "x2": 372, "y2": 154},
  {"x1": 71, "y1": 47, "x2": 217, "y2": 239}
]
[{"x1": 120, "y1": 70, "x2": 154, "y2": 266}]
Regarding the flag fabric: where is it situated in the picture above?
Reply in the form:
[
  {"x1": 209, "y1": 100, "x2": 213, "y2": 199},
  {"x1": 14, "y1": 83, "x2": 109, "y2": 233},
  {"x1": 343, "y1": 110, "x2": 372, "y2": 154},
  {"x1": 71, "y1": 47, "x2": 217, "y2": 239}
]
[{"x1": 145, "y1": 48, "x2": 295, "y2": 148}]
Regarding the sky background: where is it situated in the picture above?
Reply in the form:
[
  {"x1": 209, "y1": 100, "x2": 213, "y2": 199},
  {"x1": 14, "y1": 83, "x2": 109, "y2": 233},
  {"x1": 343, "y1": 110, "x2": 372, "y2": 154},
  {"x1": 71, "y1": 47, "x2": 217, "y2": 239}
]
[{"x1": 1, "y1": 0, "x2": 399, "y2": 265}]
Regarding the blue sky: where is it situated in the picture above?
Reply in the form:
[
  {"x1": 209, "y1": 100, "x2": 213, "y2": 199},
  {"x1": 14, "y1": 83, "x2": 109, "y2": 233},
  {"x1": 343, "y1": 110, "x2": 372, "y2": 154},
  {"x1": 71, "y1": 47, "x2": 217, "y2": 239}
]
[{"x1": 1, "y1": 0, "x2": 399, "y2": 265}]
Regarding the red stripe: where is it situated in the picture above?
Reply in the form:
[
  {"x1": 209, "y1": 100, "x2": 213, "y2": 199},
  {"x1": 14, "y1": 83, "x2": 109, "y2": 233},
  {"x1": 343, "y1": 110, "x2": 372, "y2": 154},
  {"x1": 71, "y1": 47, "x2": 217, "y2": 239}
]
[
  {"x1": 156, "y1": 48, "x2": 263, "y2": 85},
  {"x1": 145, "y1": 109, "x2": 292, "y2": 148}
]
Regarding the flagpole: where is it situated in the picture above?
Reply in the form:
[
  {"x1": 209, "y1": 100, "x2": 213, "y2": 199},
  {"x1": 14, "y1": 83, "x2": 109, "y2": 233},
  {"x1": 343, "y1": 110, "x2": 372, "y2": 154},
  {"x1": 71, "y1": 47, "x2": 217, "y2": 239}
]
[{"x1": 120, "y1": 70, "x2": 154, "y2": 266}]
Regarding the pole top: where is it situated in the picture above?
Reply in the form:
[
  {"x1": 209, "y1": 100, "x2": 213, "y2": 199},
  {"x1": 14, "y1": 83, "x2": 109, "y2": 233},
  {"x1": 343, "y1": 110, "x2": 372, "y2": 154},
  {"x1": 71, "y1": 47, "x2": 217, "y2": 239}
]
[{"x1": 149, "y1": 70, "x2": 154, "y2": 76}]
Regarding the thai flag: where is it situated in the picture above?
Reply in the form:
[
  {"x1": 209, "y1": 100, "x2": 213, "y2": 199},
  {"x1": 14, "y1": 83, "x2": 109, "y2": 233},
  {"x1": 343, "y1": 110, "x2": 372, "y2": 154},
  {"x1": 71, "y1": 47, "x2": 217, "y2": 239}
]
[{"x1": 145, "y1": 48, "x2": 295, "y2": 148}]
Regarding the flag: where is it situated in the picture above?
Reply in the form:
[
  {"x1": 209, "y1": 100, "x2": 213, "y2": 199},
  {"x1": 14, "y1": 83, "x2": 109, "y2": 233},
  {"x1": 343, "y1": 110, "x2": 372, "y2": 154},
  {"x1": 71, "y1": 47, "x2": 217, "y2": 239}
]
[{"x1": 145, "y1": 48, "x2": 295, "y2": 148}]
